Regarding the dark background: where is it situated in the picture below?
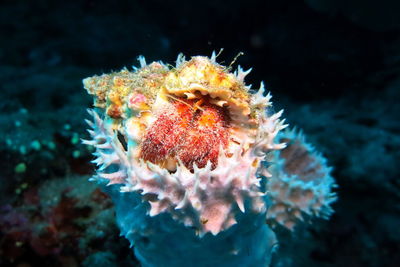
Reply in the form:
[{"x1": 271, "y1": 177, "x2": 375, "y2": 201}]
[{"x1": 1, "y1": 0, "x2": 399, "y2": 266}]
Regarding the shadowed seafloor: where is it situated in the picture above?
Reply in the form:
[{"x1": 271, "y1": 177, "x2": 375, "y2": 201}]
[{"x1": 0, "y1": 0, "x2": 399, "y2": 266}]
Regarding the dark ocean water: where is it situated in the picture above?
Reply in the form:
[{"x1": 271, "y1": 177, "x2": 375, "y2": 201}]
[{"x1": 1, "y1": 0, "x2": 399, "y2": 266}]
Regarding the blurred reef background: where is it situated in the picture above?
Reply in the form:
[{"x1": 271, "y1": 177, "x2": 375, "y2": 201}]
[{"x1": 0, "y1": 0, "x2": 399, "y2": 266}]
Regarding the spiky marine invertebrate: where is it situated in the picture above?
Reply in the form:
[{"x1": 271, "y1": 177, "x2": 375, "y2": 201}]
[
  {"x1": 82, "y1": 53, "x2": 336, "y2": 266},
  {"x1": 266, "y1": 129, "x2": 337, "y2": 230}
]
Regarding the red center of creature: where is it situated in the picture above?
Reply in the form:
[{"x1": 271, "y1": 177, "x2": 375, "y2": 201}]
[{"x1": 140, "y1": 97, "x2": 230, "y2": 171}]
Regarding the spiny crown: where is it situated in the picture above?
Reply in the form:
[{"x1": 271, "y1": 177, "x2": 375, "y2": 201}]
[
  {"x1": 83, "y1": 55, "x2": 270, "y2": 172},
  {"x1": 83, "y1": 54, "x2": 287, "y2": 235}
]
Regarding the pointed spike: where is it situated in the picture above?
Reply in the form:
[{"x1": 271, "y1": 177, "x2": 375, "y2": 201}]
[
  {"x1": 236, "y1": 66, "x2": 252, "y2": 82},
  {"x1": 98, "y1": 164, "x2": 107, "y2": 171},
  {"x1": 175, "y1": 193, "x2": 188, "y2": 210},
  {"x1": 193, "y1": 162, "x2": 200, "y2": 174},
  {"x1": 85, "y1": 119, "x2": 94, "y2": 128},
  {"x1": 101, "y1": 152, "x2": 120, "y2": 166},
  {"x1": 91, "y1": 157, "x2": 103, "y2": 165},
  {"x1": 157, "y1": 60, "x2": 166, "y2": 67},
  {"x1": 235, "y1": 194, "x2": 245, "y2": 212},
  {"x1": 270, "y1": 109, "x2": 284, "y2": 121},
  {"x1": 205, "y1": 160, "x2": 212, "y2": 172},
  {"x1": 137, "y1": 55, "x2": 146, "y2": 68},
  {"x1": 210, "y1": 51, "x2": 217, "y2": 62},
  {"x1": 107, "y1": 177, "x2": 126, "y2": 185},
  {"x1": 98, "y1": 170, "x2": 127, "y2": 180},
  {"x1": 93, "y1": 113, "x2": 103, "y2": 128},
  {"x1": 149, "y1": 205, "x2": 160, "y2": 217},
  {"x1": 95, "y1": 142, "x2": 112, "y2": 149},
  {"x1": 176, "y1": 53, "x2": 186, "y2": 67},
  {"x1": 259, "y1": 82, "x2": 265, "y2": 94},
  {"x1": 87, "y1": 129, "x2": 96, "y2": 137},
  {"x1": 81, "y1": 139, "x2": 96, "y2": 146},
  {"x1": 88, "y1": 176, "x2": 99, "y2": 182}
]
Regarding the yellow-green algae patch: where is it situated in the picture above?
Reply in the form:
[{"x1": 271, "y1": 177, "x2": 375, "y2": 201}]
[
  {"x1": 83, "y1": 62, "x2": 169, "y2": 118},
  {"x1": 83, "y1": 56, "x2": 252, "y2": 122}
]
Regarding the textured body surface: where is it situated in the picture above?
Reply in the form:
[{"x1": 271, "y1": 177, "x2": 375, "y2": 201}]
[
  {"x1": 267, "y1": 129, "x2": 337, "y2": 230},
  {"x1": 82, "y1": 54, "x2": 336, "y2": 266},
  {"x1": 2, "y1": 1, "x2": 400, "y2": 266}
]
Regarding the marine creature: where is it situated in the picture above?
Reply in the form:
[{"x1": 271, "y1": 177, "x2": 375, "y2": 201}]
[
  {"x1": 267, "y1": 129, "x2": 337, "y2": 230},
  {"x1": 82, "y1": 53, "x2": 337, "y2": 266}
]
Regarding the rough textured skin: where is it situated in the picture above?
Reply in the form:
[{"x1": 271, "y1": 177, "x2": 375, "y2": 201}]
[
  {"x1": 267, "y1": 129, "x2": 338, "y2": 230},
  {"x1": 140, "y1": 98, "x2": 230, "y2": 171},
  {"x1": 82, "y1": 53, "x2": 337, "y2": 266}
]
